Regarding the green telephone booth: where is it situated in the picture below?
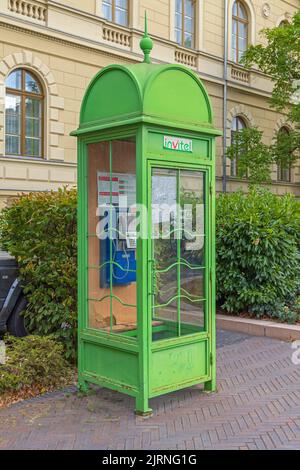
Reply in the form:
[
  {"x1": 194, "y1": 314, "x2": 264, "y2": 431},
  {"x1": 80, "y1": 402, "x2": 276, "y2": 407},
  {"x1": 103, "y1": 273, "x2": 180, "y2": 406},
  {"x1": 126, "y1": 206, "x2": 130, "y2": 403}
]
[{"x1": 71, "y1": 22, "x2": 221, "y2": 415}]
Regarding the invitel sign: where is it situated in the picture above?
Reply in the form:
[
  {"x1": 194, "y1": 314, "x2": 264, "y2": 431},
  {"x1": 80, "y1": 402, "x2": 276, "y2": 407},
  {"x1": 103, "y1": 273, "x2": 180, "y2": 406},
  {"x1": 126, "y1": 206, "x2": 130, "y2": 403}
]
[{"x1": 163, "y1": 135, "x2": 193, "y2": 153}]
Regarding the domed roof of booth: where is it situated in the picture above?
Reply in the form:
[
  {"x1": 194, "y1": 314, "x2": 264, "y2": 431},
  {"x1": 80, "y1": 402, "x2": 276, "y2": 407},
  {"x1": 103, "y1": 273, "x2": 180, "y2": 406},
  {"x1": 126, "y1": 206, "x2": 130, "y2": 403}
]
[{"x1": 71, "y1": 13, "x2": 222, "y2": 137}]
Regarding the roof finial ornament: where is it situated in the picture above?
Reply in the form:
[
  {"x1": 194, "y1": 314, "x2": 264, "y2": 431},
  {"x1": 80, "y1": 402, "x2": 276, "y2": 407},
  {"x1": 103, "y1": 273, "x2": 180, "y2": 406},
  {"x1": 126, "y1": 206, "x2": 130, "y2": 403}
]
[{"x1": 140, "y1": 11, "x2": 153, "y2": 64}]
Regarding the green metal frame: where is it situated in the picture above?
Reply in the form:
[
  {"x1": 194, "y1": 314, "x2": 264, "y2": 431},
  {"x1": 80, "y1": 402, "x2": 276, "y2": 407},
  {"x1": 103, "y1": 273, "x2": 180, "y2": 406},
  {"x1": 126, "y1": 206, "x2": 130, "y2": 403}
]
[
  {"x1": 74, "y1": 21, "x2": 220, "y2": 414},
  {"x1": 76, "y1": 123, "x2": 216, "y2": 414}
]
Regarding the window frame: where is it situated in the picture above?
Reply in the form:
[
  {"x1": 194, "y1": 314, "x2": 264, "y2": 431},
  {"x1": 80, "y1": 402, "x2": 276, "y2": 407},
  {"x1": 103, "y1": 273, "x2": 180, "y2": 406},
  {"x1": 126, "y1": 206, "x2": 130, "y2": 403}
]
[
  {"x1": 175, "y1": 0, "x2": 196, "y2": 50},
  {"x1": 5, "y1": 68, "x2": 44, "y2": 158},
  {"x1": 230, "y1": 115, "x2": 247, "y2": 177},
  {"x1": 277, "y1": 126, "x2": 292, "y2": 183},
  {"x1": 102, "y1": 0, "x2": 130, "y2": 27},
  {"x1": 232, "y1": 0, "x2": 249, "y2": 63}
]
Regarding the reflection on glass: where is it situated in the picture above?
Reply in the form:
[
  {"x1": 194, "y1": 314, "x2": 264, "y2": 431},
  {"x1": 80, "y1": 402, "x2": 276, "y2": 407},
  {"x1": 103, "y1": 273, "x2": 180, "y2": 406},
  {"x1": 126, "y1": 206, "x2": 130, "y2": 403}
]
[
  {"x1": 5, "y1": 69, "x2": 22, "y2": 90},
  {"x1": 25, "y1": 98, "x2": 41, "y2": 157},
  {"x1": 102, "y1": 0, "x2": 128, "y2": 26},
  {"x1": 5, "y1": 94, "x2": 21, "y2": 155},
  {"x1": 25, "y1": 72, "x2": 41, "y2": 94},
  {"x1": 180, "y1": 171, "x2": 205, "y2": 333},
  {"x1": 87, "y1": 139, "x2": 137, "y2": 339},
  {"x1": 175, "y1": 0, "x2": 195, "y2": 48},
  {"x1": 151, "y1": 168, "x2": 206, "y2": 341}
]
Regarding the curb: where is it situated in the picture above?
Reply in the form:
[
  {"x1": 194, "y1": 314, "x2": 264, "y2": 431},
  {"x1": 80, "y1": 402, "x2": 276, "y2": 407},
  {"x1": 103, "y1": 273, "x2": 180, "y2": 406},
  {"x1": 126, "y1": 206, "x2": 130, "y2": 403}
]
[{"x1": 217, "y1": 314, "x2": 300, "y2": 342}]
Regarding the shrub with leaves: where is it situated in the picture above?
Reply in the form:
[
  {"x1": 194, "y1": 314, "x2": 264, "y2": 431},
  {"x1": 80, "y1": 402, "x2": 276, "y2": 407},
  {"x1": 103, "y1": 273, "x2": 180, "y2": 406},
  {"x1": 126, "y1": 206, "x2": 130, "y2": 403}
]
[
  {"x1": 226, "y1": 127, "x2": 274, "y2": 185},
  {"x1": 0, "y1": 335, "x2": 73, "y2": 395},
  {"x1": 216, "y1": 189, "x2": 300, "y2": 322},
  {"x1": 0, "y1": 188, "x2": 77, "y2": 361}
]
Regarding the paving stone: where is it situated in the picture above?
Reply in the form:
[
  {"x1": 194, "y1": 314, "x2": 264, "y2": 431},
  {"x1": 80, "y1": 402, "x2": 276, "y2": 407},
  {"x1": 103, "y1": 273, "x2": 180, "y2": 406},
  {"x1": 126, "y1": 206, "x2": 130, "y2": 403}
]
[{"x1": 0, "y1": 330, "x2": 299, "y2": 449}]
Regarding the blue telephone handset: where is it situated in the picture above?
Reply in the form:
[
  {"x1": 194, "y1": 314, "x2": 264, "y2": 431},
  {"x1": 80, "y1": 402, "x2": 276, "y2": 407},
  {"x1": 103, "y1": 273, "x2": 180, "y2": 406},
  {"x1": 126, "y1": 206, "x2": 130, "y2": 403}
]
[{"x1": 100, "y1": 207, "x2": 137, "y2": 288}]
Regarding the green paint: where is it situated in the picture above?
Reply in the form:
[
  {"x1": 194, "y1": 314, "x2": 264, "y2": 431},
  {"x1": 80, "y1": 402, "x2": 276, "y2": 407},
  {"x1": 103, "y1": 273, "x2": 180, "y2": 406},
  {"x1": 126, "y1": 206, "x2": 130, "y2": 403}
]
[
  {"x1": 73, "y1": 26, "x2": 221, "y2": 414},
  {"x1": 140, "y1": 12, "x2": 153, "y2": 64}
]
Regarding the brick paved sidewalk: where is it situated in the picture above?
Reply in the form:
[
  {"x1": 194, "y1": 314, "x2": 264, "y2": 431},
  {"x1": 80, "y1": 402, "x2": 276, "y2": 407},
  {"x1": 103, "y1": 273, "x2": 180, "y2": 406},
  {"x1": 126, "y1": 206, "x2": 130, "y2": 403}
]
[{"x1": 0, "y1": 330, "x2": 299, "y2": 450}]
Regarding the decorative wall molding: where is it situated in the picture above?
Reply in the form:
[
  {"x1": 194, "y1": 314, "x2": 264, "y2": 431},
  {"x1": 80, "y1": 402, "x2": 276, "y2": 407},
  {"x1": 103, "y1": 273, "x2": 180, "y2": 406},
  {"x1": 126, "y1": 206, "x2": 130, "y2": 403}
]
[
  {"x1": 261, "y1": 3, "x2": 271, "y2": 19},
  {"x1": 0, "y1": 50, "x2": 65, "y2": 161},
  {"x1": 276, "y1": 12, "x2": 293, "y2": 26},
  {"x1": 174, "y1": 47, "x2": 197, "y2": 68},
  {"x1": 8, "y1": 0, "x2": 47, "y2": 23},
  {"x1": 102, "y1": 22, "x2": 131, "y2": 48},
  {"x1": 231, "y1": 65, "x2": 250, "y2": 84},
  {"x1": 0, "y1": 21, "x2": 134, "y2": 64}
]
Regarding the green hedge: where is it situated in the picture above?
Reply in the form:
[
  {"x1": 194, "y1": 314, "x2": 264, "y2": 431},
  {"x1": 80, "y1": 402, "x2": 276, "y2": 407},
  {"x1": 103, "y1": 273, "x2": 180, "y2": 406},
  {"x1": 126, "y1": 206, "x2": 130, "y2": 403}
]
[
  {"x1": 216, "y1": 189, "x2": 300, "y2": 322},
  {"x1": 0, "y1": 335, "x2": 73, "y2": 394},
  {"x1": 0, "y1": 187, "x2": 299, "y2": 363},
  {"x1": 0, "y1": 188, "x2": 77, "y2": 361}
]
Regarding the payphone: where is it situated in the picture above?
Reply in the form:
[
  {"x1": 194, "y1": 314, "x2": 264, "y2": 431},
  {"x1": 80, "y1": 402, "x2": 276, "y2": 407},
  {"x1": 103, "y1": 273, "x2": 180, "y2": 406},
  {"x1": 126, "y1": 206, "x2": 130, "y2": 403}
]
[
  {"x1": 74, "y1": 17, "x2": 221, "y2": 415},
  {"x1": 98, "y1": 171, "x2": 137, "y2": 288}
]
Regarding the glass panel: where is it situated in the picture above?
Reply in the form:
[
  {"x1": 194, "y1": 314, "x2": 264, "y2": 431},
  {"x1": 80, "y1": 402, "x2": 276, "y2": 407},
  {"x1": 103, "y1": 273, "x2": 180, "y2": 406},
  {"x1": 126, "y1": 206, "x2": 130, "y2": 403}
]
[
  {"x1": 232, "y1": 47, "x2": 237, "y2": 62},
  {"x1": 238, "y1": 2, "x2": 247, "y2": 19},
  {"x1": 115, "y1": 7, "x2": 128, "y2": 26},
  {"x1": 25, "y1": 137, "x2": 40, "y2": 157},
  {"x1": 238, "y1": 49, "x2": 244, "y2": 62},
  {"x1": 237, "y1": 116, "x2": 246, "y2": 131},
  {"x1": 185, "y1": 17, "x2": 193, "y2": 34},
  {"x1": 176, "y1": 0, "x2": 182, "y2": 14},
  {"x1": 5, "y1": 70, "x2": 22, "y2": 90},
  {"x1": 25, "y1": 97, "x2": 41, "y2": 119},
  {"x1": 278, "y1": 164, "x2": 291, "y2": 182},
  {"x1": 231, "y1": 118, "x2": 246, "y2": 176},
  {"x1": 116, "y1": 0, "x2": 127, "y2": 7},
  {"x1": 25, "y1": 72, "x2": 41, "y2": 94},
  {"x1": 279, "y1": 20, "x2": 288, "y2": 28},
  {"x1": 184, "y1": 33, "x2": 193, "y2": 49},
  {"x1": 175, "y1": 12, "x2": 182, "y2": 29},
  {"x1": 231, "y1": 158, "x2": 237, "y2": 177},
  {"x1": 25, "y1": 97, "x2": 42, "y2": 157},
  {"x1": 87, "y1": 139, "x2": 137, "y2": 338},
  {"x1": 152, "y1": 169, "x2": 178, "y2": 340},
  {"x1": 232, "y1": 1, "x2": 238, "y2": 16},
  {"x1": 25, "y1": 118, "x2": 40, "y2": 137},
  {"x1": 238, "y1": 36, "x2": 247, "y2": 54},
  {"x1": 103, "y1": 0, "x2": 112, "y2": 21},
  {"x1": 175, "y1": 29, "x2": 182, "y2": 45},
  {"x1": 239, "y1": 22, "x2": 247, "y2": 39},
  {"x1": 5, "y1": 135, "x2": 20, "y2": 155},
  {"x1": 180, "y1": 171, "x2": 205, "y2": 334},
  {"x1": 231, "y1": 117, "x2": 237, "y2": 132},
  {"x1": 232, "y1": 19, "x2": 238, "y2": 35},
  {"x1": 185, "y1": 0, "x2": 194, "y2": 17},
  {"x1": 5, "y1": 94, "x2": 21, "y2": 155},
  {"x1": 151, "y1": 168, "x2": 206, "y2": 341}
]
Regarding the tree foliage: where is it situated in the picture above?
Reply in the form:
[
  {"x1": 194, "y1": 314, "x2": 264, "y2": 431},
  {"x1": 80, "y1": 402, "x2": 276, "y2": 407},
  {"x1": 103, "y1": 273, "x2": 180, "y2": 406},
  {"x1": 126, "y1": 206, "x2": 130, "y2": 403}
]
[
  {"x1": 242, "y1": 11, "x2": 300, "y2": 122},
  {"x1": 216, "y1": 189, "x2": 300, "y2": 322},
  {"x1": 226, "y1": 11, "x2": 300, "y2": 185},
  {"x1": 0, "y1": 188, "x2": 77, "y2": 361},
  {"x1": 226, "y1": 127, "x2": 273, "y2": 184}
]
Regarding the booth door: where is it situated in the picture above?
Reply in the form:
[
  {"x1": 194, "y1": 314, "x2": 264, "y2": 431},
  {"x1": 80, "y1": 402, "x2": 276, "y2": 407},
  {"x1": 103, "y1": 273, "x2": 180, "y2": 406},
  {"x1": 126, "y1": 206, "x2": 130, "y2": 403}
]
[{"x1": 149, "y1": 165, "x2": 210, "y2": 392}]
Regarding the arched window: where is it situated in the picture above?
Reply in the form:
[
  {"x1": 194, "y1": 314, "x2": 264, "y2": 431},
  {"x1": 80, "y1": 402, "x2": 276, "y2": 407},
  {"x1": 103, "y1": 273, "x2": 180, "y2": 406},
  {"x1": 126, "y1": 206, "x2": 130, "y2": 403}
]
[
  {"x1": 231, "y1": 115, "x2": 247, "y2": 176},
  {"x1": 279, "y1": 19, "x2": 289, "y2": 27},
  {"x1": 232, "y1": 1, "x2": 249, "y2": 63},
  {"x1": 277, "y1": 126, "x2": 291, "y2": 182},
  {"x1": 102, "y1": 0, "x2": 129, "y2": 27},
  {"x1": 5, "y1": 69, "x2": 44, "y2": 158},
  {"x1": 175, "y1": 0, "x2": 195, "y2": 49}
]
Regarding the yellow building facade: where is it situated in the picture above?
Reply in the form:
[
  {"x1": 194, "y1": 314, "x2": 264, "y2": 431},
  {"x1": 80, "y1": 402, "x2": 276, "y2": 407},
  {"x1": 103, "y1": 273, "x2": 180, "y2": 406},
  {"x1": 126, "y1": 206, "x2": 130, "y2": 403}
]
[{"x1": 0, "y1": 0, "x2": 299, "y2": 208}]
